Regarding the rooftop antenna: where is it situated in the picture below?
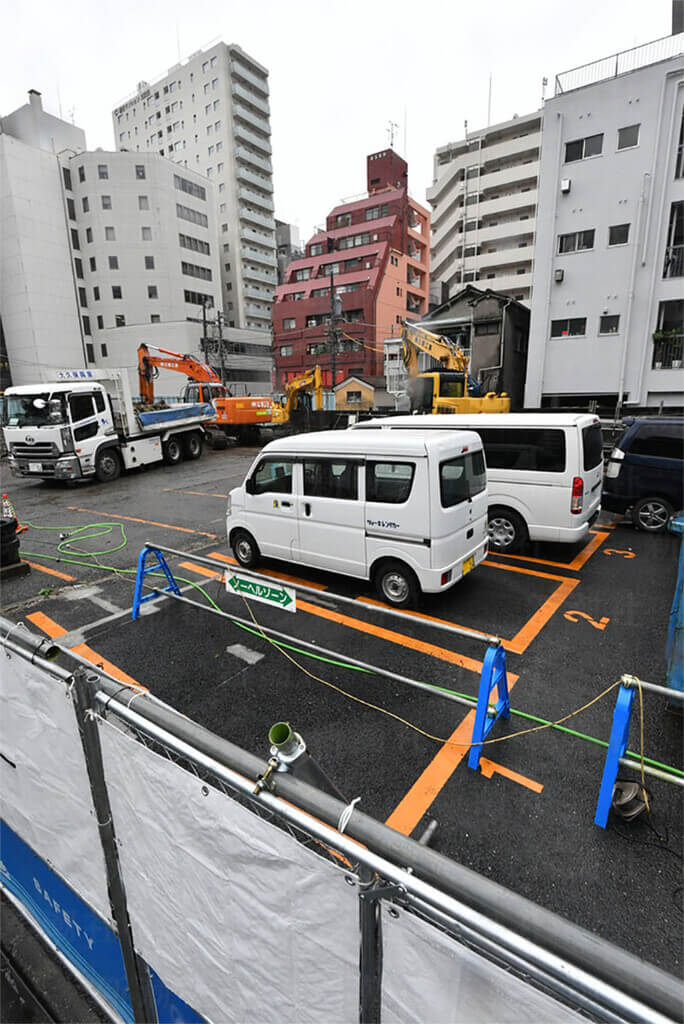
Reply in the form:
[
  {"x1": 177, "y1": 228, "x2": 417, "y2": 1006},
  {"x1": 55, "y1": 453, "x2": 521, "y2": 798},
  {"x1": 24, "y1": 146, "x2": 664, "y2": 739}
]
[
  {"x1": 56, "y1": 82, "x2": 63, "y2": 119},
  {"x1": 541, "y1": 76, "x2": 548, "y2": 105},
  {"x1": 68, "y1": 107, "x2": 75, "y2": 125},
  {"x1": 487, "y1": 73, "x2": 492, "y2": 127},
  {"x1": 387, "y1": 120, "x2": 399, "y2": 148},
  {"x1": 464, "y1": 118, "x2": 468, "y2": 141}
]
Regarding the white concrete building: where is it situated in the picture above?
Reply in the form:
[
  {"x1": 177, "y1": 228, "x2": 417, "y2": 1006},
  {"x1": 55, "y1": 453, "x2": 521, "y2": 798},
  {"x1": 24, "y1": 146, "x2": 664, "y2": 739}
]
[
  {"x1": 427, "y1": 111, "x2": 542, "y2": 306},
  {"x1": 112, "y1": 42, "x2": 277, "y2": 335},
  {"x1": 525, "y1": 35, "x2": 684, "y2": 411}
]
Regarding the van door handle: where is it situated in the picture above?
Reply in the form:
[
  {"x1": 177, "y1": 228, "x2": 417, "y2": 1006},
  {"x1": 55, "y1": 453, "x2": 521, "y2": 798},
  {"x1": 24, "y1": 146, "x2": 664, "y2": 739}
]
[
  {"x1": 281, "y1": 500, "x2": 292, "y2": 507},
  {"x1": 304, "y1": 503, "x2": 311, "y2": 516}
]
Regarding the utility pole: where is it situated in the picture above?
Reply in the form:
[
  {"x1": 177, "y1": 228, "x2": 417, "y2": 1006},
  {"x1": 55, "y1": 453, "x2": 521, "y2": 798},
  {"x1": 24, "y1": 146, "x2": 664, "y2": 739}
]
[
  {"x1": 216, "y1": 310, "x2": 225, "y2": 385},
  {"x1": 328, "y1": 270, "x2": 342, "y2": 397},
  {"x1": 201, "y1": 301, "x2": 210, "y2": 365}
]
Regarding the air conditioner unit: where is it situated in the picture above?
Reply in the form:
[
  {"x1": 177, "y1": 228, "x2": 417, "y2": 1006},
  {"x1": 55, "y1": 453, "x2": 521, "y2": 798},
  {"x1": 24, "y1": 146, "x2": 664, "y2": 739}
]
[
  {"x1": 554, "y1": 269, "x2": 564, "y2": 283},
  {"x1": 560, "y1": 178, "x2": 571, "y2": 194}
]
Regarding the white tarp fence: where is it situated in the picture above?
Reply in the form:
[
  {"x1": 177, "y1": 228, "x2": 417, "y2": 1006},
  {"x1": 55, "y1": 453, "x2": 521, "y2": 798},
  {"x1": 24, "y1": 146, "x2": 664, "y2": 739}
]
[
  {"x1": 380, "y1": 902, "x2": 584, "y2": 1023},
  {"x1": 98, "y1": 717, "x2": 360, "y2": 1024},
  {"x1": 0, "y1": 648, "x2": 112, "y2": 924}
]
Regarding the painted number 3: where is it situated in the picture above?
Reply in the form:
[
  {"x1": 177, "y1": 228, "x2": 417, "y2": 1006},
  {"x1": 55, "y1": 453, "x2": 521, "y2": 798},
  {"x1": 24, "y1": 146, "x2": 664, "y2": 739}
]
[
  {"x1": 603, "y1": 548, "x2": 636, "y2": 559},
  {"x1": 564, "y1": 610, "x2": 610, "y2": 630}
]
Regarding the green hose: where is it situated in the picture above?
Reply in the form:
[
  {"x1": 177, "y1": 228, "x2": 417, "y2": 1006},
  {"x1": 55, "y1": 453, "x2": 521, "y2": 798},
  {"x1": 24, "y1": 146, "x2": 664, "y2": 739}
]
[{"x1": 22, "y1": 521, "x2": 684, "y2": 780}]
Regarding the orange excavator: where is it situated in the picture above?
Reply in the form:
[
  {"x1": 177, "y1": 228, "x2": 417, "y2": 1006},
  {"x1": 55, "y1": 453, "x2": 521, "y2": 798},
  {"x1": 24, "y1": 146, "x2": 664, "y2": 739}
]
[{"x1": 137, "y1": 343, "x2": 274, "y2": 445}]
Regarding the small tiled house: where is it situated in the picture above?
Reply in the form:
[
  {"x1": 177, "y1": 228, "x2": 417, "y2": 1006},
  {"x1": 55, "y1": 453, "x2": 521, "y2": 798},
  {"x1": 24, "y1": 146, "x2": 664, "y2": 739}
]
[{"x1": 333, "y1": 375, "x2": 394, "y2": 413}]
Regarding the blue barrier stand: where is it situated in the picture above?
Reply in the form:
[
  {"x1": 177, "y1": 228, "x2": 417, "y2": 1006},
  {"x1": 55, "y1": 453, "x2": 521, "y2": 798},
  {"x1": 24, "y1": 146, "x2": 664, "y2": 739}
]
[
  {"x1": 132, "y1": 545, "x2": 182, "y2": 620},
  {"x1": 468, "y1": 642, "x2": 510, "y2": 772},
  {"x1": 666, "y1": 515, "x2": 684, "y2": 702},
  {"x1": 594, "y1": 683, "x2": 635, "y2": 829}
]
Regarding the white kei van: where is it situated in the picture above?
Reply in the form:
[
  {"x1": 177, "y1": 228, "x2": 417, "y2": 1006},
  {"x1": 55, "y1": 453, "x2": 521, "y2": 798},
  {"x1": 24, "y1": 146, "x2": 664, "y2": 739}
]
[
  {"x1": 352, "y1": 414, "x2": 603, "y2": 552},
  {"x1": 227, "y1": 429, "x2": 489, "y2": 607}
]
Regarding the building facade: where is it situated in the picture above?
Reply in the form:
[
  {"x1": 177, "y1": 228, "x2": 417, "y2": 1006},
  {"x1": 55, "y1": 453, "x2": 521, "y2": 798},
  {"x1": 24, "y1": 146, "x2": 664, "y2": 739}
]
[
  {"x1": 273, "y1": 149, "x2": 430, "y2": 389},
  {"x1": 427, "y1": 111, "x2": 542, "y2": 307},
  {"x1": 525, "y1": 35, "x2": 684, "y2": 411},
  {"x1": 111, "y1": 43, "x2": 277, "y2": 335},
  {"x1": 276, "y1": 219, "x2": 303, "y2": 283}
]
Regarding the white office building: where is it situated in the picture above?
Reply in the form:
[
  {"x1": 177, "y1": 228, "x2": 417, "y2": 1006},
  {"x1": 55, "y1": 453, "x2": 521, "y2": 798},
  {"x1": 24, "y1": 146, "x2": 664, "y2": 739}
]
[
  {"x1": 112, "y1": 42, "x2": 277, "y2": 335},
  {"x1": 525, "y1": 35, "x2": 684, "y2": 411},
  {"x1": 427, "y1": 111, "x2": 542, "y2": 306}
]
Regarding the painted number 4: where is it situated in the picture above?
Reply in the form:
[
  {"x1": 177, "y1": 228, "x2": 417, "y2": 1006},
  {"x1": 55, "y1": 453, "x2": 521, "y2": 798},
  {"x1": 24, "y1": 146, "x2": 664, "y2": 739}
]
[{"x1": 564, "y1": 610, "x2": 610, "y2": 631}]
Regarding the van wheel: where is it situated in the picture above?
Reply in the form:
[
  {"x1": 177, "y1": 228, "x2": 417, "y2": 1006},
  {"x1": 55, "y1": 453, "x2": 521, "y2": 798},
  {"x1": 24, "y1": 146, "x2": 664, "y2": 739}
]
[
  {"x1": 95, "y1": 448, "x2": 121, "y2": 483},
  {"x1": 488, "y1": 507, "x2": 526, "y2": 552},
  {"x1": 374, "y1": 560, "x2": 419, "y2": 608},
  {"x1": 163, "y1": 437, "x2": 183, "y2": 465},
  {"x1": 184, "y1": 432, "x2": 203, "y2": 460},
  {"x1": 631, "y1": 497, "x2": 672, "y2": 533},
  {"x1": 232, "y1": 529, "x2": 260, "y2": 569}
]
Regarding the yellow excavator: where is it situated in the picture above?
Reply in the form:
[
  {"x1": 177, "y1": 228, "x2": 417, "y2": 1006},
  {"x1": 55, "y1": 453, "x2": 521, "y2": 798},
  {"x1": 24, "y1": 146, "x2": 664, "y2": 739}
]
[
  {"x1": 270, "y1": 366, "x2": 324, "y2": 426},
  {"x1": 401, "y1": 322, "x2": 510, "y2": 414}
]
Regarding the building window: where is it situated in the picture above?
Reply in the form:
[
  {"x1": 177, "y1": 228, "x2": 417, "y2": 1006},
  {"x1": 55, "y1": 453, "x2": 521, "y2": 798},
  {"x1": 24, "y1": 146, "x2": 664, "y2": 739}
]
[
  {"x1": 141, "y1": 226, "x2": 152, "y2": 240},
  {"x1": 115, "y1": 314, "x2": 126, "y2": 327},
  {"x1": 294, "y1": 267, "x2": 311, "y2": 281},
  {"x1": 78, "y1": 165, "x2": 85, "y2": 183},
  {"x1": 310, "y1": 243, "x2": 323, "y2": 256},
  {"x1": 70, "y1": 228, "x2": 80, "y2": 250},
  {"x1": 608, "y1": 223, "x2": 630, "y2": 246},
  {"x1": 150, "y1": 314, "x2": 161, "y2": 323},
  {"x1": 89, "y1": 257, "x2": 96, "y2": 271},
  {"x1": 145, "y1": 256, "x2": 155, "y2": 269},
  {"x1": 98, "y1": 164, "x2": 108, "y2": 179},
  {"x1": 676, "y1": 110, "x2": 684, "y2": 179},
  {"x1": 101, "y1": 344, "x2": 108, "y2": 357},
  {"x1": 101, "y1": 195, "x2": 112, "y2": 210},
  {"x1": 85, "y1": 227, "x2": 93, "y2": 243},
  {"x1": 86, "y1": 343, "x2": 94, "y2": 362},
  {"x1": 66, "y1": 197, "x2": 76, "y2": 220},
  {"x1": 112, "y1": 285, "x2": 122, "y2": 299},
  {"x1": 148, "y1": 285, "x2": 158, "y2": 298},
  {"x1": 599, "y1": 315, "x2": 620, "y2": 334},
  {"x1": 109, "y1": 255, "x2": 119, "y2": 269},
  {"x1": 135, "y1": 164, "x2": 146, "y2": 179},
  {"x1": 105, "y1": 226, "x2": 116, "y2": 241},
  {"x1": 181, "y1": 261, "x2": 212, "y2": 280},
  {"x1": 173, "y1": 174, "x2": 206, "y2": 201},
  {"x1": 93, "y1": 286, "x2": 100, "y2": 300},
  {"x1": 74, "y1": 257, "x2": 83, "y2": 279},
  {"x1": 184, "y1": 289, "x2": 214, "y2": 307},
  {"x1": 139, "y1": 195, "x2": 149, "y2": 210},
  {"x1": 179, "y1": 232, "x2": 210, "y2": 255},
  {"x1": 96, "y1": 315, "x2": 104, "y2": 329},
  {"x1": 564, "y1": 134, "x2": 603, "y2": 162},
  {"x1": 80, "y1": 198, "x2": 89, "y2": 216},
  {"x1": 177, "y1": 203, "x2": 208, "y2": 227},
  {"x1": 617, "y1": 124, "x2": 640, "y2": 150},
  {"x1": 551, "y1": 317, "x2": 586, "y2": 338},
  {"x1": 62, "y1": 167, "x2": 72, "y2": 190},
  {"x1": 280, "y1": 345, "x2": 293, "y2": 356},
  {"x1": 283, "y1": 318, "x2": 296, "y2": 330},
  {"x1": 78, "y1": 284, "x2": 88, "y2": 306}
]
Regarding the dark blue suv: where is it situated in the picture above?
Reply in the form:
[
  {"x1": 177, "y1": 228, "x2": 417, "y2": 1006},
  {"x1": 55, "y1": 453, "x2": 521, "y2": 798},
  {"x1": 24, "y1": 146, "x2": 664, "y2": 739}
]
[{"x1": 603, "y1": 417, "x2": 683, "y2": 531}]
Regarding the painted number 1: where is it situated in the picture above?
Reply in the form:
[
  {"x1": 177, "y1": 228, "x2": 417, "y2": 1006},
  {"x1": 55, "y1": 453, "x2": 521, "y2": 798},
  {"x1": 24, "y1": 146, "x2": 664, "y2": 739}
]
[{"x1": 564, "y1": 610, "x2": 610, "y2": 631}]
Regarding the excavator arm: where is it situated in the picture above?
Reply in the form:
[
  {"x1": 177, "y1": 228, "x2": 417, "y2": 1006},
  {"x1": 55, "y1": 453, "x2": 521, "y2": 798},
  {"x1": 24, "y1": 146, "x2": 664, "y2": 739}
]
[
  {"x1": 137, "y1": 343, "x2": 220, "y2": 404},
  {"x1": 271, "y1": 366, "x2": 323, "y2": 425},
  {"x1": 400, "y1": 322, "x2": 469, "y2": 375}
]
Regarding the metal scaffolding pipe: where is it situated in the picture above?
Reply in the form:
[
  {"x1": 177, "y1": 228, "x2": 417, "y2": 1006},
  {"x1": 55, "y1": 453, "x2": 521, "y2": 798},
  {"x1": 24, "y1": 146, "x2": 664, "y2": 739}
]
[
  {"x1": 619, "y1": 758, "x2": 684, "y2": 788},
  {"x1": 620, "y1": 674, "x2": 684, "y2": 703}
]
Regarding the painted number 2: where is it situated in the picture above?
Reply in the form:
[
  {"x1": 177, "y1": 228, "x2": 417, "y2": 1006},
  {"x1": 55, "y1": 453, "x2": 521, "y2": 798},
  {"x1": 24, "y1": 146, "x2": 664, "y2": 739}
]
[{"x1": 564, "y1": 610, "x2": 610, "y2": 631}]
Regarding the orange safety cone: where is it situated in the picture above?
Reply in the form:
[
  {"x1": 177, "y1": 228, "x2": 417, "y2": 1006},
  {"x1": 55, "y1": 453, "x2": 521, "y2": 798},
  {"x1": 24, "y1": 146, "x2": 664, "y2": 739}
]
[{"x1": 2, "y1": 493, "x2": 27, "y2": 534}]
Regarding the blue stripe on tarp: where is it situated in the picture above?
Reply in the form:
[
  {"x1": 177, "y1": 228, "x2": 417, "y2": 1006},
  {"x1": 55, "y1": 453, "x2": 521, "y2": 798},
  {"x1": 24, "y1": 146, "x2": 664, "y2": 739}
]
[
  {"x1": 0, "y1": 821, "x2": 205, "y2": 1023},
  {"x1": 138, "y1": 404, "x2": 214, "y2": 427}
]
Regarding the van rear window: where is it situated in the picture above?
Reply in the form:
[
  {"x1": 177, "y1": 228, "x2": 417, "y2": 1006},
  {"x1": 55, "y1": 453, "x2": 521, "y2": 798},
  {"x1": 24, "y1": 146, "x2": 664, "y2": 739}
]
[
  {"x1": 628, "y1": 427, "x2": 684, "y2": 460},
  {"x1": 366, "y1": 461, "x2": 415, "y2": 504},
  {"x1": 476, "y1": 428, "x2": 566, "y2": 473},
  {"x1": 440, "y1": 450, "x2": 487, "y2": 508},
  {"x1": 582, "y1": 423, "x2": 603, "y2": 470}
]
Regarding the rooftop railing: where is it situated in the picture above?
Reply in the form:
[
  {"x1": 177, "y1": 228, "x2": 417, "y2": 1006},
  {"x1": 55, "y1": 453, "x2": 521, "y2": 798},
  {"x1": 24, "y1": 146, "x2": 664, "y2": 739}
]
[{"x1": 555, "y1": 33, "x2": 683, "y2": 95}]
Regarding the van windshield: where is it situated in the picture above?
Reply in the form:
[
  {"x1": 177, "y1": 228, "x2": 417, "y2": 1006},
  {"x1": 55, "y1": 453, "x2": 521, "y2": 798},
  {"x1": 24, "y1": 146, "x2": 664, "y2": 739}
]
[
  {"x1": 582, "y1": 423, "x2": 603, "y2": 470},
  {"x1": 440, "y1": 450, "x2": 487, "y2": 508}
]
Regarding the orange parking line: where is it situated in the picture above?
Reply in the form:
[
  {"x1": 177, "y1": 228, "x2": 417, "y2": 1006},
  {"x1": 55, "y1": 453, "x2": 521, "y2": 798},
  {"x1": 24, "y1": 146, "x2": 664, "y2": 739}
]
[
  {"x1": 493, "y1": 530, "x2": 609, "y2": 572},
  {"x1": 208, "y1": 551, "x2": 328, "y2": 591},
  {"x1": 26, "y1": 612, "x2": 67, "y2": 638},
  {"x1": 163, "y1": 489, "x2": 228, "y2": 498},
  {"x1": 506, "y1": 577, "x2": 579, "y2": 655},
  {"x1": 24, "y1": 561, "x2": 77, "y2": 582},
  {"x1": 483, "y1": 559, "x2": 572, "y2": 583},
  {"x1": 479, "y1": 757, "x2": 543, "y2": 793},
  {"x1": 179, "y1": 561, "x2": 221, "y2": 580},
  {"x1": 67, "y1": 506, "x2": 216, "y2": 538}
]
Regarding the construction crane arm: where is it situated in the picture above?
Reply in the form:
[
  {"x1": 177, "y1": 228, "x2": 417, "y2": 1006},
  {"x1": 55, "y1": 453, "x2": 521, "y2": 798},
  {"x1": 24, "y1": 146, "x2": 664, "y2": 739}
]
[
  {"x1": 137, "y1": 343, "x2": 221, "y2": 404},
  {"x1": 400, "y1": 321, "x2": 469, "y2": 374}
]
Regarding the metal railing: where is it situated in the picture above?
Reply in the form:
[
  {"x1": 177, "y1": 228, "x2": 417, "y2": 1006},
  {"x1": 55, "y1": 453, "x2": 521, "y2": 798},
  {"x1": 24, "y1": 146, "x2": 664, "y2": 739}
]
[
  {"x1": 652, "y1": 333, "x2": 684, "y2": 369},
  {"x1": 555, "y1": 33, "x2": 683, "y2": 94},
  {"x1": 663, "y1": 244, "x2": 684, "y2": 278}
]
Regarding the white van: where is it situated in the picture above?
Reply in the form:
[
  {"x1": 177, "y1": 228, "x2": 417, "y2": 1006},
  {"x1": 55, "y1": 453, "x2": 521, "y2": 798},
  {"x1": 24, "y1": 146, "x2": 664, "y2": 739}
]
[
  {"x1": 352, "y1": 414, "x2": 603, "y2": 552},
  {"x1": 227, "y1": 429, "x2": 489, "y2": 607}
]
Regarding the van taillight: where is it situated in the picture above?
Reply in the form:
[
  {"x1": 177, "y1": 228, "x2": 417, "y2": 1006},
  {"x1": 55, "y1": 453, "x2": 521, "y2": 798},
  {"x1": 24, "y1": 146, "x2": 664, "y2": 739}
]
[{"x1": 571, "y1": 476, "x2": 583, "y2": 514}]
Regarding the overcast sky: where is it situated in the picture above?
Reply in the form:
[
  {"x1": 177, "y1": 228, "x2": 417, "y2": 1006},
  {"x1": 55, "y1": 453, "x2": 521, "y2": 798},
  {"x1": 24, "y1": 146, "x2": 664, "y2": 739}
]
[{"x1": 1, "y1": 1, "x2": 674, "y2": 240}]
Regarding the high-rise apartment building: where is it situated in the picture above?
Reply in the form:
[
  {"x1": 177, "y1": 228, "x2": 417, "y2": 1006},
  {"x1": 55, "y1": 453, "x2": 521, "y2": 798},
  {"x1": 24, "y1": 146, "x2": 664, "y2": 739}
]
[
  {"x1": 427, "y1": 111, "x2": 542, "y2": 306},
  {"x1": 273, "y1": 149, "x2": 429, "y2": 389},
  {"x1": 525, "y1": 34, "x2": 683, "y2": 411},
  {"x1": 112, "y1": 43, "x2": 277, "y2": 335}
]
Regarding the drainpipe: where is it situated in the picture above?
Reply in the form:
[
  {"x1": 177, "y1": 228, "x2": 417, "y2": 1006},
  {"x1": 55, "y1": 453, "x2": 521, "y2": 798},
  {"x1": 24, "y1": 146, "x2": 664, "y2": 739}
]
[
  {"x1": 266, "y1": 722, "x2": 347, "y2": 801},
  {"x1": 615, "y1": 173, "x2": 648, "y2": 424}
]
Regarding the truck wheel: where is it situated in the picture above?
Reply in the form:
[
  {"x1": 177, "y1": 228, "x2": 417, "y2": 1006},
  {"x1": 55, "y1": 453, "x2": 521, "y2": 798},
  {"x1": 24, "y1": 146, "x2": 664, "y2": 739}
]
[
  {"x1": 488, "y1": 507, "x2": 526, "y2": 552},
  {"x1": 374, "y1": 560, "x2": 419, "y2": 608},
  {"x1": 163, "y1": 437, "x2": 183, "y2": 465},
  {"x1": 631, "y1": 496, "x2": 673, "y2": 532},
  {"x1": 231, "y1": 529, "x2": 260, "y2": 569},
  {"x1": 184, "y1": 432, "x2": 203, "y2": 460},
  {"x1": 95, "y1": 448, "x2": 121, "y2": 483}
]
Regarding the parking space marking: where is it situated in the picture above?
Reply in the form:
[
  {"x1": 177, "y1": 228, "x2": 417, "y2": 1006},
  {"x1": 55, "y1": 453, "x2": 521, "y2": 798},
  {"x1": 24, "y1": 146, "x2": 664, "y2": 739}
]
[
  {"x1": 23, "y1": 561, "x2": 77, "y2": 582},
  {"x1": 478, "y1": 757, "x2": 544, "y2": 793},
  {"x1": 208, "y1": 551, "x2": 329, "y2": 591},
  {"x1": 27, "y1": 611, "x2": 146, "y2": 690},
  {"x1": 506, "y1": 578, "x2": 579, "y2": 654},
  {"x1": 67, "y1": 506, "x2": 216, "y2": 538},
  {"x1": 492, "y1": 530, "x2": 609, "y2": 573},
  {"x1": 163, "y1": 489, "x2": 228, "y2": 498}
]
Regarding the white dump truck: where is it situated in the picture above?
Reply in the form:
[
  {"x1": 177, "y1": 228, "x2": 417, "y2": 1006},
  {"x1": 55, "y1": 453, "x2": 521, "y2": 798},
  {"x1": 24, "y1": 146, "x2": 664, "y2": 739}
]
[{"x1": 3, "y1": 368, "x2": 216, "y2": 483}]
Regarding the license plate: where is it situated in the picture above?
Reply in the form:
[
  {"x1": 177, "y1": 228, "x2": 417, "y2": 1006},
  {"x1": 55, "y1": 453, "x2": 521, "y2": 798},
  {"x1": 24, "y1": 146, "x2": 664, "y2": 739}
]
[
  {"x1": 28, "y1": 462, "x2": 42, "y2": 472},
  {"x1": 462, "y1": 555, "x2": 475, "y2": 576}
]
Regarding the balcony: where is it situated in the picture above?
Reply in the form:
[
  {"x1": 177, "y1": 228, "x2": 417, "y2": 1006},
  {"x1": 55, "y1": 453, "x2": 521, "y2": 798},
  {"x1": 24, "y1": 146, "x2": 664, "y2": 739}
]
[
  {"x1": 242, "y1": 264, "x2": 277, "y2": 285},
  {"x1": 233, "y1": 103, "x2": 271, "y2": 138},
  {"x1": 236, "y1": 163, "x2": 273, "y2": 193},
  {"x1": 245, "y1": 283, "x2": 274, "y2": 302},
  {"x1": 245, "y1": 301, "x2": 271, "y2": 319},
  {"x1": 235, "y1": 145, "x2": 272, "y2": 174},
  {"x1": 240, "y1": 205, "x2": 275, "y2": 231},
  {"x1": 652, "y1": 333, "x2": 683, "y2": 369},
  {"x1": 232, "y1": 81, "x2": 270, "y2": 117},
  {"x1": 241, "y1": 246, "x2": 277, "y2": 268},
  {"x1": 238, "y1": 186, "x2": 274, "y2": 212},
  {"x1": 230, "y1": 60, "x2": 269, "y2": 97},
  {"x1": 407, "y1": 275, "x2": 423, "y2": 290},
  {"x1": 479, "y1": 246, "x2": 533, "y2": 272},
  {"x1": 234, "y1": 121, "x2": 272, "y2": 155},
  {"x1": 240, "y1": 224, "x2": 276, "y2": 246},
  {"x1": 663, "y1": 244, "x2": 684, "y2": 278}
]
